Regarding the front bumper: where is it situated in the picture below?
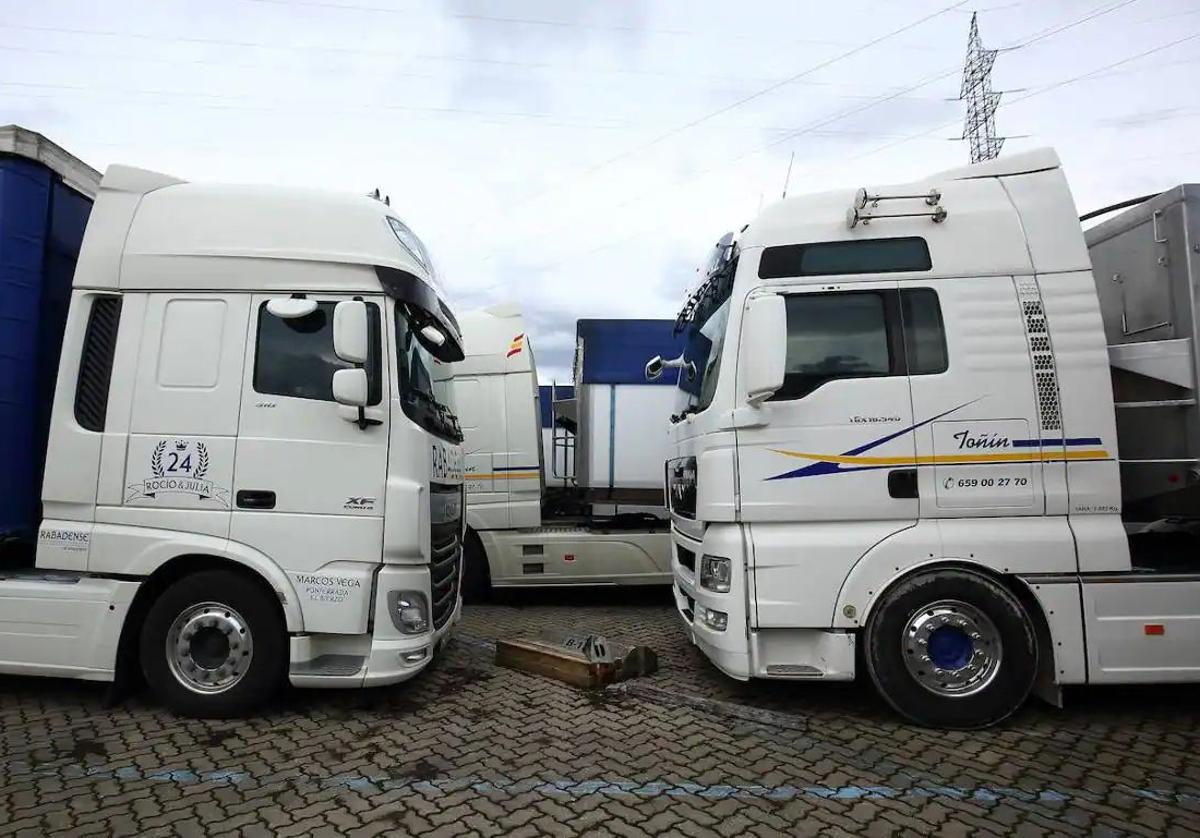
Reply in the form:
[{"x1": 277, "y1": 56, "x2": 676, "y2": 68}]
[
  {"x1": 289, "y1": 563, "x2": 461, "y2": 689},
  {"x1": 672, "y1": 525, "x2": 752, "y2": 680}
]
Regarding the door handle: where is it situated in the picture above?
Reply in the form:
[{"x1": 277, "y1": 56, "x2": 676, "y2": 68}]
[
  {"x1": 887, "y1": 469, "x2": 919, "y2": 499},
  {"x1": 236, "y1": 490, "x2": 276, "y2": 510}
]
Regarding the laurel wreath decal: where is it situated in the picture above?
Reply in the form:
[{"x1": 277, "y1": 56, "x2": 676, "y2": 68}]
[
  {"x1": 151, "y1": 441, "x2": 167, "y2": 477},
  {"x1": 195, "y1": 443, "x2": 209, "y2": 479}
]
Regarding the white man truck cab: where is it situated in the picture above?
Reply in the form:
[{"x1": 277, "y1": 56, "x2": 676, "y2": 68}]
[
  {"x1": 447, "y1": 305, "x2": 672, "y2": 595},
  {"x1": 667, "y1": 149, "x2": 1200, "y2": 728},
  {"x1": 0, "y1": 164, "x2": 466, "y2": 717}
]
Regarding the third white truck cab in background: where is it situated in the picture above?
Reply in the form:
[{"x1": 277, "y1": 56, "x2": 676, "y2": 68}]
[
  {"x1": 447, "y1": 305, "x2": 674, "y2": 595},
  {"x1": 666, "y1": 148, "x2": 1200, "y2": 728},
  {"x1": 0, "y1": 144, "x2": 466, "y2": 717}
]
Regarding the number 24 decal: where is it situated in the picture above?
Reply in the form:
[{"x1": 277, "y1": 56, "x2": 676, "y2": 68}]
[{"x1": 165, "y1": 452, "x2": 192, "y2": 473}]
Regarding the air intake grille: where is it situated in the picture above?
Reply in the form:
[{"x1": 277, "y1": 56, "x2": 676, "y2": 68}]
[
  {"x1": 74, "y1": 296, "x2": 122, "y2": 432},
  {"x1": 429, "y1": 483, "x2": 463, "y2": 630},
  {"x1": 1017, "y1": 282, "x2": 1060, "y2": 432}
]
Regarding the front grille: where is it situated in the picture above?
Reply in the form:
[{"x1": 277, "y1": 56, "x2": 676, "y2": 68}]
[
  {"x1": 429, "y1": 483, "x2": 463, "y2": 630},
  {"x1": 678, "y1": 584, "x2": 695, "y2": 622},
  {"x1": 667, "y1": 457, "x2": 697, "y2": 519},
  {"x1": 676, "y1": 544, "x2": 696, "y2": 572}
]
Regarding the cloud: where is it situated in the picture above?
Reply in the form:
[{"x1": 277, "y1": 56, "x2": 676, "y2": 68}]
[{"x1": 5, "y1": 0, "x2": 1198, "y2": 391}]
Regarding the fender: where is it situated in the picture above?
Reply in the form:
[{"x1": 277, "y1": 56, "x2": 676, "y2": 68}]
[
  {"x1": 834, "y1": 515, "x2": 1079, "y2": 632},
  {"x1": 832, "y1": 520, "x2": 942, "y2": 629},
  {"x1": 88, "y1": 521, "x2": 304, "y2": 632}
]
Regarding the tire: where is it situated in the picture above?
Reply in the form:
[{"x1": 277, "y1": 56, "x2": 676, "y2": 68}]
[
  {"x1": 863, "y1": 568, "x2": 1036, "y2": 729},
  {"x1": 140, "y1": 569, "x2": 286, "y2": 718},
  {"x1": 461, "y1": 530, "x2": 492, "y2": 604}
]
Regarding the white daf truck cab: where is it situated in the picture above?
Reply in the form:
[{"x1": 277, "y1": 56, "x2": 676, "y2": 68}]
[
  {"x1": 447, "y1": 305, "x2": 672, "y2": 596},
  {"x1": 0, "y1": 163, "x2": 466, "y2": 717},
  {"x1": 665, "y1": 148, "x2": 1200, "y2": 728}
]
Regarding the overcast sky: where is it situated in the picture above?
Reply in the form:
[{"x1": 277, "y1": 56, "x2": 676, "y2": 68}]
[{"x1": 4, "y1": 0, "x2": 1197, "y2": 381}]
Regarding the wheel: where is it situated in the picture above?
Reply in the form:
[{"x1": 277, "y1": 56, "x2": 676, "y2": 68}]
[
  {"x1": 461, "y1": 530, "x2": 491, "y2": 604},
  {"x1": 140, "y1": 569, "x2": 286, "y2": 718},
  {"x1": 863, "y1": 568, "x2": 1036, "y2": 729}
]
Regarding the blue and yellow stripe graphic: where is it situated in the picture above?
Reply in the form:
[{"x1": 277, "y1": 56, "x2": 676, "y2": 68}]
[{"x1": 767, "y1": 401, "x2": 1109, "y2": 481}]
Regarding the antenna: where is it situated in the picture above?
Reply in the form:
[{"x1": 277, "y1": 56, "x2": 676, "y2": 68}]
[
  {"x1": 958, "y1": 12, "x2": 1005, "y2": 163},
  {"x1": 781, "y1": 150, "x2": 795, "y2": 200}
]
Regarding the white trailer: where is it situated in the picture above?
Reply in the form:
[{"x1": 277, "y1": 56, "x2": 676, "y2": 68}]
[
  {"x1": 664, "y1": 148, "x2": 1200, "y2": 728},
  {"x1": 447, "y1": 306, "x2": 673, "y2": 595},
  {"x1": 0, "y1": 151, "x2": 467, "y2": 717}
]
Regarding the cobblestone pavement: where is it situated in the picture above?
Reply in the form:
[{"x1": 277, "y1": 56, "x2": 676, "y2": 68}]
[{"x1": 2, "y1": 588, "x2": 1199, "y2": 837}]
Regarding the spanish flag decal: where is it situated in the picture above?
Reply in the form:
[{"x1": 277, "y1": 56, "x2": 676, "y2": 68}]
[{"x1": 506, "y1": 334, "x2": 525, "y2": 358}]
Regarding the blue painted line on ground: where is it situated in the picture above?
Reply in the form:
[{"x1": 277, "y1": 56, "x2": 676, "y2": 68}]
[{"x1": 5, "y1": 759, "x2": 1199, "y2": 806}]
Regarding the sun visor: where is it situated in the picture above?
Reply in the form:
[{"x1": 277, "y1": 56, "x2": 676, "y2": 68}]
[{"x1": 375, "y1": 265, "x2": 464, "y2": 362}]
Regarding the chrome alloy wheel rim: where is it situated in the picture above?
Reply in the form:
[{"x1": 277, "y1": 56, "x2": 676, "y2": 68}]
[
  {"x1": 902, "y1": 599, "x2": 1002, "y2": 698},
  {"x1": 166, "y1": 602, "x2": 254, "y2": 694}
]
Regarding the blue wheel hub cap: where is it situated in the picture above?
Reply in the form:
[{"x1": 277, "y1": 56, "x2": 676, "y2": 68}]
[
  {"x1": 902, "y1": 599, "x2": 1003, "y2": 698},
  {"x1": 927, "y1": 625, "x2": 973, "y2": 670}
]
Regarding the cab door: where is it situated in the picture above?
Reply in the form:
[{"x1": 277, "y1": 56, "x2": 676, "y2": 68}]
[
  {"x1": 908, "y1": 277, "x2": 1049, "y2": 518},
  {"x1": 907, "y1": 276, "x2": 1076, "y2": 574},
  {"x1": 230, "y1": 294, "x2": 389, "y2": 635},
  {"x1": 736, "y1": 282, "x2": 919, "y2": 628}
]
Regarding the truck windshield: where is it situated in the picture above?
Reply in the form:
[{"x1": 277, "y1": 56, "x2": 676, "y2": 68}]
[
  {"x1": 691, "y1": 299, "x2": 731, "y2": 412},
  {"x1": 396, "y1": 303, "x2": 463, "y2": 442},
  {"x1": 674, "y1": 233, "x2": 738, "y2": 418}
]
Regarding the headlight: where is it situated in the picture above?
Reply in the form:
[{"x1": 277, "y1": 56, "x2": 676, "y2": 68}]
[
  {"x1": 699, "y1": 555, "x2": 731, "y2": 593},
  {"x1": 387, "y1": 590, "x2": 429, "y2": 634}
]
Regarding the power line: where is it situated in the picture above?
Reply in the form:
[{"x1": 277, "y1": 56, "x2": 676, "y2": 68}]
[
  {"x1": 238, "y1": 0, "x2": 938, "y2": 51},
  {"x1": 472, "y1": 0, "x2": 1149, "y2": 261},
  {"x1": 465, "y1": 0, "x2": 974, "y2": 224},
  {"x1": 497, "y1": 29, "x2": 1195, "y2": 280},
  {"x1": 244, "y1": 0, "x2": 688, "y2": 35},
  {"x1": 0, "y1": 41, "x2": 957, "y2": 107},
  {"x1": 0, "y1": 23, "x2": 783, "y2": 87},
  {"x1": 754, "y1": 30, "x2": 1200, "y2": 206}
]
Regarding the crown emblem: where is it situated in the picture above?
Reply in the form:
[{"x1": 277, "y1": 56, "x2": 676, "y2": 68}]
[{"x1": 175, "y1": 441, "x2": 189, "y2": 452}]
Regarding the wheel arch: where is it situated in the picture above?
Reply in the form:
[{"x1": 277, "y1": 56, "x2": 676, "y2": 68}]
[
  {"x1": 114, "y1": 553, "x2": 297, "y2": 687},
  {"x1": 849, "y1": 558, "x2": 1057, "y2": 691}
]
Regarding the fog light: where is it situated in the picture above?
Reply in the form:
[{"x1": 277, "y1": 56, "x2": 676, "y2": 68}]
[
  {"x1": 401, "y1": 649, "x2": 428, "y2": 663},
  {"x1": 702, "y1": 608, "x2": 728, "y2": 632},
  {"x1": 388, "y1": 590, "x2": 429, "y2": 634},
  {"x1": 700, "y1": 555, "x2": 731, "y2": 593}
]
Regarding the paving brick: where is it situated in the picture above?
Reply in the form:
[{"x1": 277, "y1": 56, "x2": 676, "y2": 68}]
[{"x1": 1, "y1": 592, "x2": 1196, "y2": 837}]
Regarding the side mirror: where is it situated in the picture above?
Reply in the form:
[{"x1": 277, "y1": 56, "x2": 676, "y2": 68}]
[
  {"x1": 647, "y1": 353, "x2": 697, "y2": 383},
  {"x1": 332, "y1": 368, "x2": 369, "y2": 407},
  {"x1": 741, "y1": 294, "x2": 787, "y2": 404},
  {"x1": 333, "y1": 300, "x2": 369, "y2": 364},
  {"x1": 644, "y1": 355, "x2": 664, "y2": 381}
]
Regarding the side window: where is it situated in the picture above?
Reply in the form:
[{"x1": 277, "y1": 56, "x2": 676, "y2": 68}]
[
  {"x1": 900, "y1": 288, "x2": 948, "y2": 375},
  {"x1": 254, "y1": 301, "x2": 381, "y2": 404},
  {"x1": 773, "y1": 292, "x2": 896, "y2": 401},
  {"x1": 758, "y1": 237, "x2": 931, "y2": 279}
]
